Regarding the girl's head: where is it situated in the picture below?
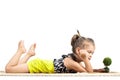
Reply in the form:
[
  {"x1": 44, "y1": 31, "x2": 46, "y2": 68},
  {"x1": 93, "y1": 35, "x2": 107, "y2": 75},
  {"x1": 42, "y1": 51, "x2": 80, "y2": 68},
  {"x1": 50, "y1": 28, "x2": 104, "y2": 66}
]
[{"x1": 71, "y1": 30, "x2": 95, "y2": 60}]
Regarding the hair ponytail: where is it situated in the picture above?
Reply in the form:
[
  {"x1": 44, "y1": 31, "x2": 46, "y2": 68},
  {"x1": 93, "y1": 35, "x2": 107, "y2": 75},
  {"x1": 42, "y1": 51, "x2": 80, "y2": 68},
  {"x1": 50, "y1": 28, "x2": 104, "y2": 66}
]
[
  {"x1": 71, "y1": 30, "x2": 80, "y2": 47},
  {"x1": 77, "y1": 29, "x2": 80, "y2": 37},
  {"x1": 71, "y1": 30, "x2": 95, "y2": 53}
]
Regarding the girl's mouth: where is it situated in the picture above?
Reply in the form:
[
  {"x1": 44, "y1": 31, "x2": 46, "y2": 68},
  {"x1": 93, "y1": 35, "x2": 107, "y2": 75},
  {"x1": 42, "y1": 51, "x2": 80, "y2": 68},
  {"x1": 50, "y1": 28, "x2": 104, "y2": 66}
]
[{"x1": 88, "y1": 57, "x2": 91, "y2": 60}]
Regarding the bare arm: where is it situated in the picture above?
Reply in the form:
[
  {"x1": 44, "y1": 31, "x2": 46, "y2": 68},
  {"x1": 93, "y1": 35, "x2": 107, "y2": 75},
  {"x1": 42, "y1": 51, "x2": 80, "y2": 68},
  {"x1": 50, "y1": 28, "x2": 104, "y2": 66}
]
[
  {"x1": 93, "y1": 68, "x2": 106, "y2": 73},
  {"x1": 79, "y1": 63, "x2": 105, "y2": 73},
  {"x1": 82, "y1": 58, "x2": 93, "y2": 72},
  {"x1": 64, "y1": 57, "x2": 93, "y2": 73},
  {"x1": 78, "y1": 50, "x2": 93, "y2": 72}
]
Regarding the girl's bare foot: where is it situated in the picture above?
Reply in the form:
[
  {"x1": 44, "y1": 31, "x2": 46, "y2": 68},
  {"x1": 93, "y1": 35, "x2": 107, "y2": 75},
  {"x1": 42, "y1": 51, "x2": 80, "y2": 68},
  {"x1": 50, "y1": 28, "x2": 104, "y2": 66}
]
[
  {"x1": 17, "y1": 40, "x2": 26, "y2": 54},
  {"x1": 27, "y1": 43, "x2": 36, "y2": 56}
]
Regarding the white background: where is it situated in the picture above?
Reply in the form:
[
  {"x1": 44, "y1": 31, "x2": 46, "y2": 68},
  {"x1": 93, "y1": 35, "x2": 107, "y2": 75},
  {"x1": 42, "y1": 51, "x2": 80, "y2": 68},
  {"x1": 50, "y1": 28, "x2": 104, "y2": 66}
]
[{"x1": 0, "y1": 0, "x2": 120, "y2": 72}]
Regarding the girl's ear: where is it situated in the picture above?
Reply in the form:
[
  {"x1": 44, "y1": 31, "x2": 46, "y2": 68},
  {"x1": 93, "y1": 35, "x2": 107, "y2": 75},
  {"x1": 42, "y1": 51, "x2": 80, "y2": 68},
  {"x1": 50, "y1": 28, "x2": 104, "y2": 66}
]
[{"x1": 75, "y1": 47, "x2": 81, "y2": 55}]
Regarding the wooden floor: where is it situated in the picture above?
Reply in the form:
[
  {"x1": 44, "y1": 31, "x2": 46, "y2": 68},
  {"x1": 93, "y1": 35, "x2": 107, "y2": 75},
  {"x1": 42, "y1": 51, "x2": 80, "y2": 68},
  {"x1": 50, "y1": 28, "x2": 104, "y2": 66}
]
[
  {"x1": 0, "y1": 72, "x2": 120, "y2": 76},
  {"x1": 0, "y1": 71, "x2": 120, "y2": 80}
]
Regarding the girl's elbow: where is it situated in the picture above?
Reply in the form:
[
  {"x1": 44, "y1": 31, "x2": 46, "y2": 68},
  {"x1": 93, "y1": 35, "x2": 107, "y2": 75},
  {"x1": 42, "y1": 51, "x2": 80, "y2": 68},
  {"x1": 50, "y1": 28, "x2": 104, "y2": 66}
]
[
  {"x1": 87, "y1": 69, "x2": 93, "y2": 73},
  {"x1": 78, "y1": 69, "x2": 87, "y2": 73},
  {"x1": 80, "y1": 69, "x2": 93, "y2": 73}
]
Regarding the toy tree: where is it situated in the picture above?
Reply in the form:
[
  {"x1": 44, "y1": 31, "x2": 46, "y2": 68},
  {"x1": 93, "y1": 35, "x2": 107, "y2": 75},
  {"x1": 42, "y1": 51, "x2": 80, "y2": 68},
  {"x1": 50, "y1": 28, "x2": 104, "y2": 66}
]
[{"x1": 103, "y1": 57, "x2": 112, "y2": 73}]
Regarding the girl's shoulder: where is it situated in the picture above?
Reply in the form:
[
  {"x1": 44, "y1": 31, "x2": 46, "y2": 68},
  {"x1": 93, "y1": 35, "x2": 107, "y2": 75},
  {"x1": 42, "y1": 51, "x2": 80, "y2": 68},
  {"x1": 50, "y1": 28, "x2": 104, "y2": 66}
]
[
  {"x1": 62, "y1": 53, "x2": 77, "y2": 61},
  {"x1": 61, "y1": 53, "x2": 73, "y2": 58}
]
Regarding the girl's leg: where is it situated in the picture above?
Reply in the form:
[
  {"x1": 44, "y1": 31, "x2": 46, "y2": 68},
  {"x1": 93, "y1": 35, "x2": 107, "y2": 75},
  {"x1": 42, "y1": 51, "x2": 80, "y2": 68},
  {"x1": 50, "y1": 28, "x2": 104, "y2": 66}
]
[
  {"x1": 18, "y1": 43, "x2": 36, "y2": 64},
  {"x1": 9, "y1": 44, "x2": 36, "y2": 73},
  {"x1": 5, "y1": 63, "x2": 29, "y2": 73},
  {"x1": 5, "y1": 40, "x2": 26, "y2": 73}
]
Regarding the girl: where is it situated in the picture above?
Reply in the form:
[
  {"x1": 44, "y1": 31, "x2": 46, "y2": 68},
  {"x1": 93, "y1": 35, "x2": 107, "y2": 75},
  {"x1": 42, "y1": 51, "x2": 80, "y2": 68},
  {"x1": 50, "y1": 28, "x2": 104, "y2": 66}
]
[{"x1": 5, "y1": 30, "x2": 102, "y2": 73}]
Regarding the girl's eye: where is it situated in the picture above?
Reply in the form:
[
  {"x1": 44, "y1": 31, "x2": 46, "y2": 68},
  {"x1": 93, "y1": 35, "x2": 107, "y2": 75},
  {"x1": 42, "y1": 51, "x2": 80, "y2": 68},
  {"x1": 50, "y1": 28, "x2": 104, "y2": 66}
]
[{"x1": 87, "y1": 51, "x2": 93, "y2": 55}]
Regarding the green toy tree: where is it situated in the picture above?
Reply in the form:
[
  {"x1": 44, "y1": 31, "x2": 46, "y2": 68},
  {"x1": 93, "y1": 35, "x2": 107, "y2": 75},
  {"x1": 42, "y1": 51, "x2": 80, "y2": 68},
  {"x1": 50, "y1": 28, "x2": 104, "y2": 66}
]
[{"x1": 103, "y1": 57, "x2": 112, "y2": 73}]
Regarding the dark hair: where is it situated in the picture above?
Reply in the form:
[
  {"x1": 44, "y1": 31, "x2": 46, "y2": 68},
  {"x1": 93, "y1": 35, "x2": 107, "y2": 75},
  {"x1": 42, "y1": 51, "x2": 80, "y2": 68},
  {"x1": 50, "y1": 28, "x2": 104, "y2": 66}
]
[{"x1": 71, "y1": 30, "x2": 95, "y2": 53}]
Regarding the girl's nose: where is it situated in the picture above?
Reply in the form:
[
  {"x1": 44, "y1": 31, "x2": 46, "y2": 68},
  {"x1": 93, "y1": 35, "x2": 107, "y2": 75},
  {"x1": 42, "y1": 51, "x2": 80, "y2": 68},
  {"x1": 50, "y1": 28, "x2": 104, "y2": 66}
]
[{"x1": 89, "y1": 53, "x2": 92, "y2": 60}]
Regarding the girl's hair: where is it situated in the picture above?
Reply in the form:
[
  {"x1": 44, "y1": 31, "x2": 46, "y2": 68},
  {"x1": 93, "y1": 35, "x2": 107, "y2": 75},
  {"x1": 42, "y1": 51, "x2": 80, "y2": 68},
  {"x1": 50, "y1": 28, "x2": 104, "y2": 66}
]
[{"x1": 71, "y1": 30, "x2": 95, "y2": 53}]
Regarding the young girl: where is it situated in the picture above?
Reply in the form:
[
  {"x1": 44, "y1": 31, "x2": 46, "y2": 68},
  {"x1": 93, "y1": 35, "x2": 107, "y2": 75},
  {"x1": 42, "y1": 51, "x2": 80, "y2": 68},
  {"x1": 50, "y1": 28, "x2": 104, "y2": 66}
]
[{"x1": 5, "y1": 31, "x2": 103, "y2": 73}]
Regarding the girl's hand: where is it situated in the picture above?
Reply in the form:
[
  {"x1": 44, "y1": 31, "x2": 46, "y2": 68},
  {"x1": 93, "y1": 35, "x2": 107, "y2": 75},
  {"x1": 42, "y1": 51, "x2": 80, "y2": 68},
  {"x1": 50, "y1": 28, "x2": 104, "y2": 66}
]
[
  {"x1": 79, "y1": 50, "x2": 89, "y2": 61},
  {"x1": 93, "y1": 68, "x2": 106, "y2": 73}
]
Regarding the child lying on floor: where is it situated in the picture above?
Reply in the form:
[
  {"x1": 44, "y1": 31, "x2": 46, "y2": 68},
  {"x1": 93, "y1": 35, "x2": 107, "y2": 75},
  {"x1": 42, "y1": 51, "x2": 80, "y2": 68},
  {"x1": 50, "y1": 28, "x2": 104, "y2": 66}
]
[{"x1": 5, "y1": 30, "x2": 105, "y2": 73}]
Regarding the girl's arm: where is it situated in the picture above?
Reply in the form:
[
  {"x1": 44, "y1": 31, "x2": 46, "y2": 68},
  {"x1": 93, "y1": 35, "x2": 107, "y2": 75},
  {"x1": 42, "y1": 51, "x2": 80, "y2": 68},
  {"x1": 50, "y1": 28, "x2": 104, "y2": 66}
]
[
  {"x1": 79, "y1": 50, "x2": 93, "y2": 72},
  {"x1": 82, "y1": 58, "x2": 93, "y2": 72},
  {"x1": 64, "y1": 57, "x2": 93, "y2": 73},
  {"x1": 93, "y1": 68, "x2": 106, "y2": 73},
  {"x1": 79, "y1": 63, "x2": 105, "y2": 73}
]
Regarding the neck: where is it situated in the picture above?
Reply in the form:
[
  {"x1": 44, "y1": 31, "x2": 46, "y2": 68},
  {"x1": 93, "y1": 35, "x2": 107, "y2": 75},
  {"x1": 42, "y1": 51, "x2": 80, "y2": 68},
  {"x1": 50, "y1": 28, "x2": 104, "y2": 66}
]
[{"x1": 74, "y1": 53, "x2": 82, "y2": 62}]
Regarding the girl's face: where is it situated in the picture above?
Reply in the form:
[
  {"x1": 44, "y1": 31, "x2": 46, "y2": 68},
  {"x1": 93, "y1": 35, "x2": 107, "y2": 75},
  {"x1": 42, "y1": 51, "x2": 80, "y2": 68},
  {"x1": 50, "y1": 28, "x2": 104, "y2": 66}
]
[
  {"x1": 76, "y1": 42, "x2": 95, "y2": 61},
  {"x1": 84, "y1": 43, "x2": 95, "y2": 60}
]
